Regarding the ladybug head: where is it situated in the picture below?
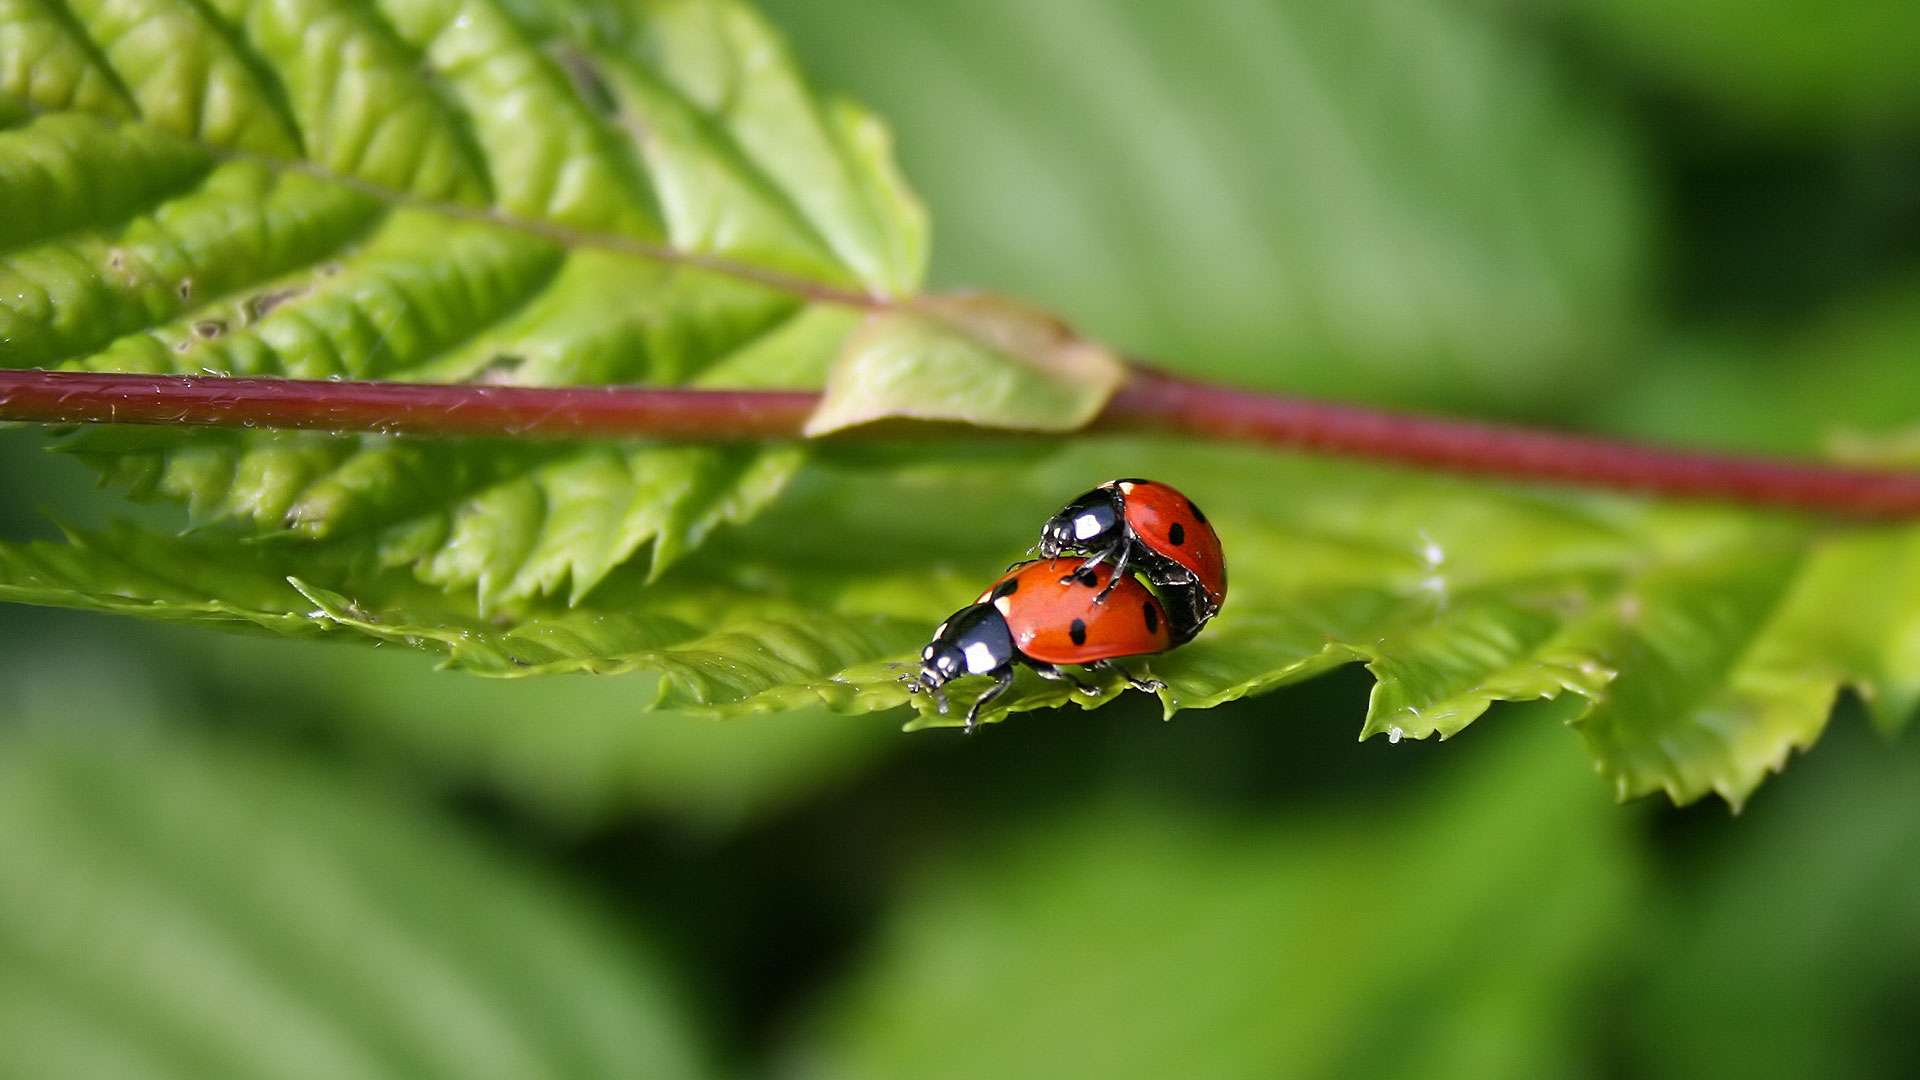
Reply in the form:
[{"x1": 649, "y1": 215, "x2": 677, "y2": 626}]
[
  {"x1": 1037, "y1": 488, "x2": 1121, "y2": 557},
  {"x1": 899, "y1": 622, "x2": 964, "y2": 715},
  {"x1": 920, "y1": 639, "x2": 963, "y2": 686},
  {"x1": 902, "y1": 604, "x2": 1016, "y2": 714}
]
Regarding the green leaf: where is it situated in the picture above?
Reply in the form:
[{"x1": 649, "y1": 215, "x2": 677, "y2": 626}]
[
  {"x1": 0, "y1": 518, "x2": 330, "y2": 635},
  {"x1": 1735, "y1": 526, "x2": 1920, "y2": 738},
  {"x1": 9, "y1": 439, "x2": 1918, "y2": 808},
  {"x1": 0, "y1": 513, "x2": 937, "y2": 705},
  {"x1": 0, "y1": 0, "x2": 943, "y2": 606},
  {"x1": 788, "y1": 715, "x2": 1637, "y2": 1079},
  {"x1": 0, "y1": 723, "x2": 712, "y2": 1079}
]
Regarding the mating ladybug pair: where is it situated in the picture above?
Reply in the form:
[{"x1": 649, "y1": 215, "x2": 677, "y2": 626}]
[{"x1": 904, "y1": 479, "x2": 1227, "y2": 730}]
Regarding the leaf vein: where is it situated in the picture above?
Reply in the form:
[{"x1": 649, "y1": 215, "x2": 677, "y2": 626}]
[
  {"x1": 37, "y1": 0, "x2": 141, "y2": 114},
  {"x1": 171, "y1": 0, "x2": 308, "y2": 157}
]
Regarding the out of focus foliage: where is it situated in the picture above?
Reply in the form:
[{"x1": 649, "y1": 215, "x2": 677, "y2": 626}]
[{"x1": 3, "y1": 0, "x2": 1919, "y2": 1076}]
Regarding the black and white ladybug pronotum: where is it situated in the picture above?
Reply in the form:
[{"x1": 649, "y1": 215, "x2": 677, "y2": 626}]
[
  {"x1": 1036, "y1": 478, "x2": 1226, "y2": 642},
  {"x1": 902, "y1": 558, "x2": 1170, "y2": 731}
]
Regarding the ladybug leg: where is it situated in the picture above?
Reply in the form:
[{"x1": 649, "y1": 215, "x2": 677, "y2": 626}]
[
  {"x1": 1029, "y1": 662, "x2": 1101, "y2": 696},
  {"x1": 1092, "y1": 543, "x2": 1132, "y2": 603},
  {"x1": 1057, "y1": 544, "x2": 1122, "y2": 586},
  {"x1": 1091, "y1": 659, "x2": 1166, "y2": 694},
  {"x1": 963, "y1": 669, "x2": 1015, "y2": 733}
]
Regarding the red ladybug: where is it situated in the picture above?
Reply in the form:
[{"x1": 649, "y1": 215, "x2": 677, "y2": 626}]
[
  {"x1": 1036, "y1": 478, "x2": 1226, "y2": 640},
  {"x1": 902, "y1": 558, "x2": 1171, "y2": 730}
]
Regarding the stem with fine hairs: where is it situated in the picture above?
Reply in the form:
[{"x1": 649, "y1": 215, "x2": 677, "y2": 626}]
[{"x1": 2, "y1": 366, "x2": 1917, "y2": 519}]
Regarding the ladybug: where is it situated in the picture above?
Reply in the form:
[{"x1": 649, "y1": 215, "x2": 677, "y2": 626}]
[
  {"x1": 901, "y1": 558, "x2": 1171, "y2": 731},
  {"x1": 1036, "y1": 478, "x2": 1226, "y2": 640}
]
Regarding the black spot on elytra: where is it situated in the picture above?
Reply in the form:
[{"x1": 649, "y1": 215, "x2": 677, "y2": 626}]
[
  {"x1": 1188, "y1": 499, "x2": 1208, "y2": 524},
  {"x1": 1143, "y1": 603, "x2": 1159, "y2": 635},
  {"x1": 1073, "y1": 568, "x2": 1100, "y2": 587},
  {"x1": 1069, "y1": 618, "x2": 1088, "y2": 646},
  {"x1": 1168, "y1": 522, "x2": 1186, "y2": 546},
  {"x1": 991, "y1": 577, "x2": 1020, "y2": 599}
]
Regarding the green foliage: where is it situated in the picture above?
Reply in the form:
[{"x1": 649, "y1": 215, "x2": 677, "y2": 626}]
[
  {"x1": 1627, "y1": 719, "x2": 1920, "y2": 1079},
  {"x1": 1594, "y1": 288, "x2": 1920, "y2": 457},
  {"x1": 790, "y1": 712, "x2": 1920, "y2": 1080},
  {"x1": 3, "y1": 0, "x2": 1920, "y2": 1076},
  {"x1": 763, "y1": 0, "x2": 1651, "y2": 413},
  {"x1": 1567, "y1": 0, "x2": 1920, "y2": 129},
  {"x1": 171, "y1": 628, "x2": 899, "y2": 833},
  {"x1": 794, "y1": 714, "x2": 1637, "y2": 1079},
  {"x1": 0, "y1": 722, "x2": 711, "y2": 1078}
]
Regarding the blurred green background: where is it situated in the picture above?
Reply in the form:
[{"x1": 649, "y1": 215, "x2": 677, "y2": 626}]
[{"x1": 4, "y1": 0, "x2": 1920, "y2": 1075}]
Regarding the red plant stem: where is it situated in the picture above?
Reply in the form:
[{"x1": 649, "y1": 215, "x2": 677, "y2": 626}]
[
  {"x1": 1102, "y1": 369, "x2": 1920, "y2": 518},
  {"x1": 0, "y1": 370, "x2": 819, "y2": 440},
  {"x1": 4, "y1": 367, "x2": 1919, "y2": 519}
]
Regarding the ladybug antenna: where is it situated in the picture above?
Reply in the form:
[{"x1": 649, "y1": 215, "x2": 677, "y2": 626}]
[{"x1": 897, "y1": 671, "x2": 951, "y2": 715}]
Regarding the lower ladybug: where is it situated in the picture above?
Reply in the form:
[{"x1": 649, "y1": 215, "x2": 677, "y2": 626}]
[
  {"x1": 1036, "y1": 478, "x2": 1226, "y2": 641},
  {"x1": 902, "y1": 558, "x2": 1170, "y2": 731}
]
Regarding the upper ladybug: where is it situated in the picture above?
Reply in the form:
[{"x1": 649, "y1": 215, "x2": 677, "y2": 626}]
[{"x1": 1036, "y1": 478, "x2": 1226, "y2": 642}]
